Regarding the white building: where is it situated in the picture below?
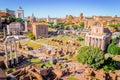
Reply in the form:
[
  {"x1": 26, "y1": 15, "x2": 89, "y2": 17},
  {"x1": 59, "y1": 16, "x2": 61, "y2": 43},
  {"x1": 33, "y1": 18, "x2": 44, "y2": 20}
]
[
  {"x1": 0, "y1": 7, "x2": 24, "y2": 19},
  {"x1": 15, "y1": 7, "x2": 24, "y2": 19}
]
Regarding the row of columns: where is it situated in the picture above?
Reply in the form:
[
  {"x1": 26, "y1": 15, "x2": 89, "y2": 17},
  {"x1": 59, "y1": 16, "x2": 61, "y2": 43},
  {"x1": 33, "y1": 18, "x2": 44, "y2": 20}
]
[
  {"x1": 4, "y1": 39, "x2": 18, "y2": 68},
  {"x1": 85, "y1": 36, "x2": 105, "y2": 51}
]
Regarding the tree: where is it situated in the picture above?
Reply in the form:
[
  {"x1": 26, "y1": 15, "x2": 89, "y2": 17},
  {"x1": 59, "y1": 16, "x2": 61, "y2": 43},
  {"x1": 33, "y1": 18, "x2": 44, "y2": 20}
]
[
  {"x1": 48, "y1": 22, "x2": 54, "y2": 28},
  {"x1": 107, "y1": 39, "x2": 120, "y2": 55},
  {"x1": 9, "y1": 17, "x2": 16, "y2": 23},
  {"x1": 16, "y1": 18, "x2": 24, "y2": 23},
  {"x1": 76, "y1": 46, "x2": 104, "y2": 68},
  {"x1": 79, "y1": 22, "x2": 84, "y2": 28},
  {"x1": 56, "y1": 22, "x2": 65, "y2": 30},
  {"x1": 108, "y1": 24, "x2": 120, "y2": 30},
  {"x1": 73, "y1": 22, "x2": 84, "y2": 29},
  {"x1": 64, "y1": 22, "x2": 74, "y2": 26}
]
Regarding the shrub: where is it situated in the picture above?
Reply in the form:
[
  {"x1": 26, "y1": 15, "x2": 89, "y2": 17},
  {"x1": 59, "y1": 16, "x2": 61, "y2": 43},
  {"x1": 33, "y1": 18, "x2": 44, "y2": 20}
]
[
  {"x1": 76, "y1": 46, "x2": 104, "y2": 68},
  {"x1": 77, "y1": 37, "x2": 84, "y2": 41},
  {"x1": 64, "y1": 22, "x2": 74, "y2": 26},
  {"x1": 25, "y1": 32, "x2": 35, "y2": 40},
  {"x1": 29, "y1": 33, "x2": 35, "y2": 40},
  {"x1": 73, "y1": 22, "x2": 84, "y2": 29},
  {"x1": 103, "y1": 58, "x2": 116, "y2": 73}
]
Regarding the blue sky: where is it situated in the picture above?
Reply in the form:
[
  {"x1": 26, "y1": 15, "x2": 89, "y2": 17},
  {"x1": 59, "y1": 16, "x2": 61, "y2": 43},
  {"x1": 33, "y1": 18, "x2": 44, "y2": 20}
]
[{"x1": 0, "y1": 0, "x2": 120, "y2": 18}]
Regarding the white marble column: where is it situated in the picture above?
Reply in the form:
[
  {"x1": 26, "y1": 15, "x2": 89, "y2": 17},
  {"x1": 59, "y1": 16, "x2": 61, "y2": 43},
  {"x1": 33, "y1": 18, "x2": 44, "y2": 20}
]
[
  {"x1": 3, "y1": 27, "x2": 6, "y2": 38},
  {"x1": 7, "y1": 25, "x2": 10, "y2": 35},
  {"x1": 90, "y1": 37, "x2": 93, "y2": 46},
  {"x1": 10, "y1": 42, "x2": 14, "y2": 64},
  {"x1": 101, "y1": 39, "x2": 105, "y2": 51},
  {"x1": 4, "y1": 42, "x2": 8, "y2": 68},
  {"x1": 25, "y1": 21, "x2": 28, "y2": 32},
  {"x1": 14, "y1": 39, "x2": 18, "y2": 64},
  {"x1": 87, "y1": 37, "x2": 90, "y2": 46},
  {"x1": 94, "y1": 38, "x2": 97, "y2": 47},
  {"x1": 10, "y1": 42, "x2": 13, "y2": 59},
  {"x1": 85, "y1": 37, "x2": 87, "y2": 45},
  {"x1": 98, "y1": 39, "x2": 101, "y2": 47},
  {"x1": 92, "y1": 38, "x2": 95, "y2": 46},
  {"x1": 89, "y1": 37, "x2": 91, "y2": 46}
]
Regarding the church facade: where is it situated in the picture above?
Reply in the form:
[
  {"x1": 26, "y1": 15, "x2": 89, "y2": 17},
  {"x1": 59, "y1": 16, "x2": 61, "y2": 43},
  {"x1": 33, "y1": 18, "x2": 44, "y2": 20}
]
[{"x1": 85, "y1": 22, "x2": 111, "y2": 51}]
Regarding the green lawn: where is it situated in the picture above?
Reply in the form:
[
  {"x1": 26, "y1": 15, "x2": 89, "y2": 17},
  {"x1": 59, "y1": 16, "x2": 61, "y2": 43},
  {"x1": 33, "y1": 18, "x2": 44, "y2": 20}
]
[
  {"x1": 30, "y1": 58, "x2": 44, "y2": 67},
  {"x1": 30, "y1": 58, "x2": 51, "y2": 67},
  {"x1": 30, "y1": 58, "x2": 41, "y2": 63},
  {"x1": 51, "y1": 35, "x2": 77, "y2": 41},
  {"x1": 67, "y1": 77, "x2": 78, "y2": 80},
  {"x1": 20, "y1": 40, "x2": 43, "y2": 49}
]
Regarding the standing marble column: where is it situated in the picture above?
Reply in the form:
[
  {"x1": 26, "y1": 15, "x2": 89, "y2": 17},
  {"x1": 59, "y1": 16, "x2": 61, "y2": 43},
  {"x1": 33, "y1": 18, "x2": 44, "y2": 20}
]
[
  {"x1": 92, "y1": 38, "x2": 94, "y2": 46},
  {"x1": 94, "y1": 38, "x2": 97, "y2": 47},
  {"x1": 87, "y1": 37, "x2": 90, "y2": 46},
  {"x1": 101, "y1": 39, "x2": 105, "y2": 51},
  {"x1": 98, "y1": 39, "x2": 100, "y2": 47},
  {"x1": 4, "y1": 42, "x2": 8, "y2": 68},
  {"x1": 89, "y1": 37, "x2": 91, "y2": 45},
  {"x1": 88, "y1": 37, "x2": 91, "y2": 46},
  {"x1": 3, "y1": 27, "x2": 6, "y2": 38},
  {"x1": 14, "y1": 39, "x2": 18, "y2": 64},
  {"x1": 10, "y1": 41, "x2": 13, "y2": 65},
  {"x1": 90, "y1": 38, "x2": 93, "y2": 46},
  {"x1": 85, "y1": 36, "x2": 88, "y2": 46}
]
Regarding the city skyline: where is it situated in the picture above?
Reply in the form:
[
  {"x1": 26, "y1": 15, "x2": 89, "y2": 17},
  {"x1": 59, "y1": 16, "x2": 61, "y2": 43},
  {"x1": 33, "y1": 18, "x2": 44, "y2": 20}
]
[{"x1": 0, "y1": 0, "x2": 120, "y2": 18}]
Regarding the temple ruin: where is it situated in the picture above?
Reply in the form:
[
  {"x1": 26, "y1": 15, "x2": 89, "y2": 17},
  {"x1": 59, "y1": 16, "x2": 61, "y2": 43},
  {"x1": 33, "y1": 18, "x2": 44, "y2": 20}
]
[{"x1": 4, "y1": 36, "x2": 18, "y2": 68}]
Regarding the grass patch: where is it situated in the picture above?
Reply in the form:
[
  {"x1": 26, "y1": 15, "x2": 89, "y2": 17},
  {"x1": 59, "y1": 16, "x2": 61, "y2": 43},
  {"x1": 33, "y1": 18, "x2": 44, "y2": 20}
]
[
  {"x1": 51, "y1": 35, "x2": 77, "y2": 41},
  {"x1": 67, "y1": 76, "x2": 78, "y2": 80},
  {"x1": 12, "y1": 68, "x2": 16, "y2": 72},
  {"x1": 30, "y1": 58, "x2": 43, "y2": 67},
  {"x1": 30, "y1": 58, "x2": 51, "y2": 67},
  {"x1": 45, "y1": 61, "x2": 51, "y2": 67},
  {"x1": 20, "y1": 40, "x2": 43, "y2": 49},
  {"x1": 30, "y1": 58, "x2": 41, "y2": 63}
]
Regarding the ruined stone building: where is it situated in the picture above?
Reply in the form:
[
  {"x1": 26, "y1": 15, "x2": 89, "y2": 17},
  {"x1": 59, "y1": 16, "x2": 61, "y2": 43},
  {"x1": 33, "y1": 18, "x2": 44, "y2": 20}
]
[
  {"x1": 32, "y1": 23, "x2": 48, "y2": 39},
  {"x1": 7, "y1": 22, "x2": 23, "y2": 35}
]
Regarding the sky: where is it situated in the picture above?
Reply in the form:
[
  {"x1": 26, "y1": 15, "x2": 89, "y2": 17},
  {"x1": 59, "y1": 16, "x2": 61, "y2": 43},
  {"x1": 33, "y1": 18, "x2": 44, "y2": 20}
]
[{"x1": 0, "y1": 0, "x2": 120, "y2": 18}]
